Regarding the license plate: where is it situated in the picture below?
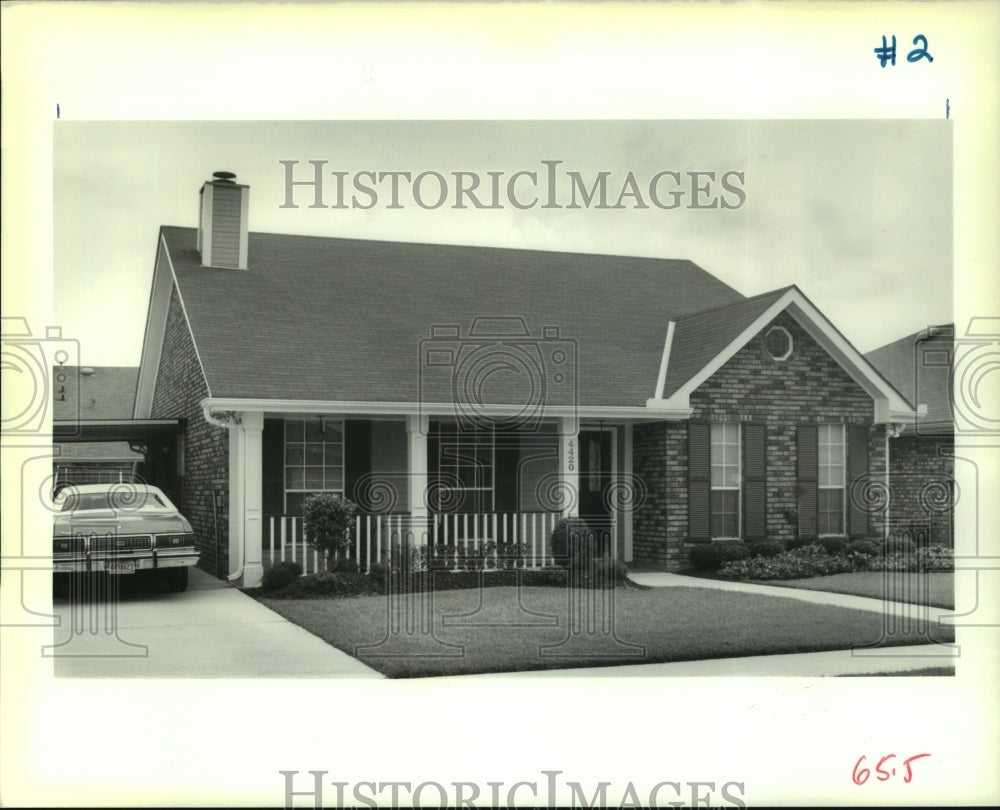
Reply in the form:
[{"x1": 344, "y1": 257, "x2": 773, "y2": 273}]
[{"x1": 106, "y1": 561, "x2": 136, "y2": 574}]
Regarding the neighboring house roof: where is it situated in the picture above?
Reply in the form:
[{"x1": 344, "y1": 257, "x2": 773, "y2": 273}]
[
  {"x1": 137, "y1": 226, "x2": 918, "y2": 423},
  {"x1": 156, "y1": 226, "x2": 744, "y2": 408},
  {"x1": 54, "y1": 442, "x2": 144, "y2": 463},
  {"x1": 52, "y1": 366, "x2": 140, "y2": 421},
  {"x1": 865, "y1": 324, "x2": 954, "y2": 433}
]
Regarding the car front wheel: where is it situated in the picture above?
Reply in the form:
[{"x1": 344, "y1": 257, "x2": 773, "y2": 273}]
[{"x1": 165, "y1": 567, "x2": 189, "y2": 593}]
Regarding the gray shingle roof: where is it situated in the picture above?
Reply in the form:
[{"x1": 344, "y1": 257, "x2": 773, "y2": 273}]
[
  {"x1": 163, "y1": 227, "x2": 746, "y2": 408},
  {"x1": 661, "y1": 287, "x2": 793, "y2": 398},
  {"x1": 55, "y1": 442, "x2": 144, "y2": 462},
  {"x1": 52, "y1": 366, "x2": 139, "y2": 421},
  {"x1": 865, "y1": 325, "x2": 954, "y2": 432}
]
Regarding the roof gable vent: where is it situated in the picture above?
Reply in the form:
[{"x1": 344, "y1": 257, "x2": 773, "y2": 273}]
[{"x1": 197, "y1": 171, "x2": 249, "y2": 269}]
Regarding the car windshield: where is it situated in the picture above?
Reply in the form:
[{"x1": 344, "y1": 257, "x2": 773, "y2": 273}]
[{"x1": 57, "y1": 490, "x2": 170, "y2": 512}]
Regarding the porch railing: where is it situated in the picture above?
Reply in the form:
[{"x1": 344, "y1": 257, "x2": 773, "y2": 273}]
[{"x1": 264, "y1": 511, "x2": 569, "y2": 576}]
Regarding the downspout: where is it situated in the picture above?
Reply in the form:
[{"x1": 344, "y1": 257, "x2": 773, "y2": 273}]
[{"x1": 202, "y1": 404, "x2": 244, "y2": 582}]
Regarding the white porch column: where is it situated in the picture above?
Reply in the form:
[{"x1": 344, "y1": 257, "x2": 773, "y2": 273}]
[
  {"x1": 406, "y1": 414, "x2": 429, "y2": 519},
  {"x1": 240, "y1": 411, "x2": 265, "y2": 588},
  {"x1": 623, "y1": 423, "x2": 634, "y2": 562},
  {"x1": 227, "y1": 418, "x2": 245, "y2": 579},
  {"x1": 558, "y1": 416, "x2": 579, "y2": 517}
]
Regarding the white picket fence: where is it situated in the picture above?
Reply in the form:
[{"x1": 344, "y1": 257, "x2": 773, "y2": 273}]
[{"x1": 264, "y1": 511, "x2": 571, "y2": 575}]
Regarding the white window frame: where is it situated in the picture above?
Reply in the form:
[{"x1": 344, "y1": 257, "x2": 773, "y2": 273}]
[
  {"x1": 817, "y1": 423, "x2": 846, "y2": 536},
  {"x1": 764, "y1": 325, "x2": 793, "y2": 361},
  {"x1": 710, "y1": 422, "x2": 741, "y2": 540},
  {"x1": 283, "y1": 417, "x2": 345, "y2": 514},
  {"x1": 436, "y1": 422, "x2": 495, "y2": 513}
]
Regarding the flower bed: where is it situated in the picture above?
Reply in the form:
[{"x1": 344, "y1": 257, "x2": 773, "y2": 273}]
[{"x1": 717, "y1": 543, "x2": 954, "y2": 582}]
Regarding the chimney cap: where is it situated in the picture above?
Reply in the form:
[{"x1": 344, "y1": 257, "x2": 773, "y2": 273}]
[{"x1": 212, "y1": 170, "x2": 237, "y2": 183}]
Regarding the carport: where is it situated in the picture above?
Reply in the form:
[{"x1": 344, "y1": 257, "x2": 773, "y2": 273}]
[{"x1": 53, "y1": 418, "x2": 184, "y2": 508}]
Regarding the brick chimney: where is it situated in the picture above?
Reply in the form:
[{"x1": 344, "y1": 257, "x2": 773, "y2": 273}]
[{"x1": 197, "y1": 171, "x2": 249, "y2": 269}]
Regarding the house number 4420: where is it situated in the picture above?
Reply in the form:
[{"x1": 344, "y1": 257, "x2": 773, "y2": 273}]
[{"x1": 852, "y1": 753, "x2": 930, "y2": 785}]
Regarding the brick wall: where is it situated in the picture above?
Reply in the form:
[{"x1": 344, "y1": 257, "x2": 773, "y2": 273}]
[
  {"x1": 633, "y1": 311, "x2": 886, "y2": 570},
  {"x1": 885, "y1": 433, "x2": 955, "y2": 547},
  {"x1": 151, "y1": 286, "x2": 229, "y2": 576}
]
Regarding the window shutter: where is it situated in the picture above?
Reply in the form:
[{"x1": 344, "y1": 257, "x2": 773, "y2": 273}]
[
  {"x1": 743, "y1": 423, "x2": 767, "y2": 541},
  {"x1": 261, "y1": 418, "x2": 285, "y2": 518},
  {"x1": 847, "y1": 425, "x2": 869, "y2": 538},
  {"x1": 797, "y1": 424, "x2": 818, "y2": 540},
  {"x1": 688, "y1": 421, "x2": 711, "y2": 541}
]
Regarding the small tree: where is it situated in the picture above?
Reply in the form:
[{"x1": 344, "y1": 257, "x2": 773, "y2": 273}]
[
  {"x1": 303, "y1": 493, "x2": 357, "y2": 571},
  {"x1": 549, "y1": 516, "x2": 594, "y2": 569}
]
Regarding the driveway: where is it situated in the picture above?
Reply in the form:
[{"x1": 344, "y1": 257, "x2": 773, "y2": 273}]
[{"x1": 50, "y1": 567, "x2": 382, "y2": 678}]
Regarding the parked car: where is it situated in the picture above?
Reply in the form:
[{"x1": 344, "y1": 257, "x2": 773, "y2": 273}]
[{"x1": 52, "y1": 483, "x2": 198, "y2": 592}]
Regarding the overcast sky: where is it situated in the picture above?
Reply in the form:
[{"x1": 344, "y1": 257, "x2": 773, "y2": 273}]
[{"x1": 54, "y1": 120, "x2": 952, "y2": 366}]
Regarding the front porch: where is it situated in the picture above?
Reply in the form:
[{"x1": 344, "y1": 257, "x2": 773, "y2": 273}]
[
  {"x1": 263, "y1": 511, "x2": 568, "y2": 575},
  {"x1": 209, "y1": 407, "x2": 636, "y2": 586}
]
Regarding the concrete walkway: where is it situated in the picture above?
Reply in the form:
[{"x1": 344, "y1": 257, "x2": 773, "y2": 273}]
[
  {"x1": 51, "y1": 567, "x2": 383, "y2": 678},
  {"x1": 628, "y1": 570, "x2": 952, "y2": 620}
]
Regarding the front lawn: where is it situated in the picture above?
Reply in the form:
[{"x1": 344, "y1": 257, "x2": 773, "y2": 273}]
[
  {"x1": 260, "y1": 584, "x2": 954, "y2": 678},
  {"x1": 765, "y1": 572, "x2": 954, "y2": 609}
]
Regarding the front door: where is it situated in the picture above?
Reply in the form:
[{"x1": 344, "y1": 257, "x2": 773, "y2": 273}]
[{"x1": 577, "y1": 429, "x2": 612, "y2": 522}]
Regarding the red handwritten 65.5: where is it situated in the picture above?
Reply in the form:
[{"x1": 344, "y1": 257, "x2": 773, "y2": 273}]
[{"x1": 852, "y1": 754, "x2": 931, "y2": 785}]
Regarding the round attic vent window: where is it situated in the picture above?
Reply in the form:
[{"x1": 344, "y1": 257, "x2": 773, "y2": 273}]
[{"x1": 764, "y1": 326, "x2": 793, "y2": 361}]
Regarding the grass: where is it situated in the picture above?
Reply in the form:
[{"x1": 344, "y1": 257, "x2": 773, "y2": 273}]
[
  {"x1": 765, "y1": 571, "x2": 954, "y2": 609},
  {"x1": 260, "y1": 584, "x2": 954, "y2": 678}
]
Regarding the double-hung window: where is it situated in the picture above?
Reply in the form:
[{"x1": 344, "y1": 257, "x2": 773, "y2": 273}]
[
  {"x1": 284, "y1": 418, "x2": 344, "y2": 515},
  {"x1": 817, "y1": 423, "x2": 846, "y2": 535},
  {"x1": 710, "y1": 422, "x2": 741, "y2": 538},
  {"x1": 436, "y1": 423, "x2": 495, "y2": 514}
]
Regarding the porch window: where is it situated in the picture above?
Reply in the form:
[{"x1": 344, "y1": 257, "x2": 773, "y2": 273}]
[
  {"x1": 435, "y1": 422, "x2": 494, "y2": 513},
  {"x1": 818, "y1": 423, "x2": 845, "y2": 535},
  {"x1": 710, "y1": 422, "x2": 741, "y2": 538},
  {"x1": 284, "y1": 418, "x2": 344, "y2": 515}
]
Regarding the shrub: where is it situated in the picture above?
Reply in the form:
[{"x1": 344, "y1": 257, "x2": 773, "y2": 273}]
[
  {"x1": 367, "y1": 560, "x2": 387, "y2": 585},
  {"x1": 688, "y1": 541, "x2": 750, "y2": 571},
  {"x1": 819, "y1": 537, "x2": 847, "y2": 556},
  {"x1": 845, "y1": 539, "x2": 881, "y2": 558},
  {"x1": 746, "y1": 540, "x2": 785, "y2": 558},
  {"x1": 550, "y1": 517, "x2": 592, "y2": 565},
  {"x1": 496, "y1": 541, "x2": 526, "y2": 569},
  {"x1": 278, "y1": 570, "x2": 382, "y2": 599},
  {"x1": 917, "y1": 545, "x2": 954, "y2": 572},
  {"x1": 522, "y1": 567, "x2": 569, "y2": 587},
  {"x1": 261, "y1": 560, "x2": 303, "y2": 592},
  {"x1": 334, "y1": 557, "x2": 359, "y2": 574},
  {"x1": 303, "y1": 493, "x2": 357, "y2": 567},
  {"x1": 588, "y1": 557, "x2": 628, "y2": 587},
  {"x1": 719, "y1": 547, "x2": 857, "y2": 581}
]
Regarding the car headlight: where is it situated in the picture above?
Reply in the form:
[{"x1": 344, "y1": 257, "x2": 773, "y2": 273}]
[
  {"x1": 155, "y1": 534, "x2": 194, "y2": 549},
  {"x1": 53, "y1": 538, "x2": 72, "y2": 554}
]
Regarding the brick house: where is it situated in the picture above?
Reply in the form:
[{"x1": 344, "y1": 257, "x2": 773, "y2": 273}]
[
  {"x1": 865, "y1": 325, "x2": 955, "y2": 548},
  {"x1": 134, "y1": 172, "x2": 917, "y2": 586}
]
